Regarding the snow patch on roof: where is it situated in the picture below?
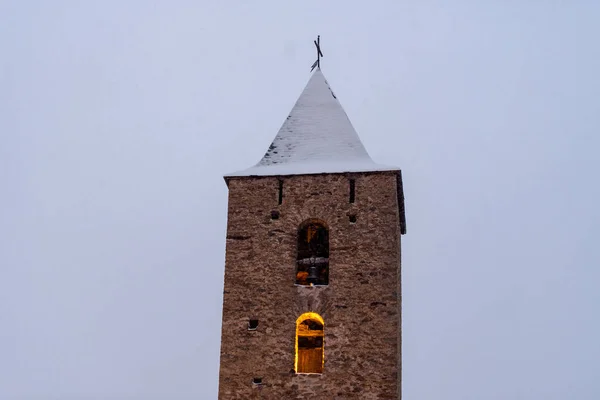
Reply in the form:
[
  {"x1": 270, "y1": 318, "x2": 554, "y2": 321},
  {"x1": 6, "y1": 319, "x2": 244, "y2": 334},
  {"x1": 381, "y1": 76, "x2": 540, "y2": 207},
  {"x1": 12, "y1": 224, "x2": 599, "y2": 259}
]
[
  {"x1": 226, "y1": 69, "x2": 398, "y2": 177},
  {"x1": 226, "y1": 160, "x2": 398, "y2": 177}
]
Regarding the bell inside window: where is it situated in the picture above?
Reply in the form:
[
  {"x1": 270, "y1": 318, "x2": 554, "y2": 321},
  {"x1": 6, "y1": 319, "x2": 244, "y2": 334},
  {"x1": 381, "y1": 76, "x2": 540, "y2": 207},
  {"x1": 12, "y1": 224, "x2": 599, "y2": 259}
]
[{"x1": 296, "y1": 220, "x2": 329, "y2": 286}]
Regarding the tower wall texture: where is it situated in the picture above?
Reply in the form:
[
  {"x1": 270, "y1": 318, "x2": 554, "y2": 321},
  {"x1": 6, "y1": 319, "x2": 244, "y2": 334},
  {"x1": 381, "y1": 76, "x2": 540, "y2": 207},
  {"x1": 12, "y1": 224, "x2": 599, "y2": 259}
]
[{"x1": 218, "y1": 172, "x2": 402, "y2": 399}]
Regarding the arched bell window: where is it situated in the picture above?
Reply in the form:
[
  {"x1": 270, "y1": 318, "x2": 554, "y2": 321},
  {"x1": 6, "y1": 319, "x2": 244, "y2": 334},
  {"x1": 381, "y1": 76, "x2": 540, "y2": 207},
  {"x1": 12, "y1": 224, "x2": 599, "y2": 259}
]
[
  {"x1": 296, "y1": 220, "x2": 329, "y2": 286},
  {"x1": 295, "y1": 312, "x2": 324, "y2": 374}
]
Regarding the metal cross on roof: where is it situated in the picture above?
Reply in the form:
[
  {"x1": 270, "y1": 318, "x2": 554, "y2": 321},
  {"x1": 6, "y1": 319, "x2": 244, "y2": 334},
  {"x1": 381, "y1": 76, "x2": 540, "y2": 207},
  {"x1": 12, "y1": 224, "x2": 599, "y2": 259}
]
[{"x1": 310, "y1": 35, "x2": 324, "y2": 72}]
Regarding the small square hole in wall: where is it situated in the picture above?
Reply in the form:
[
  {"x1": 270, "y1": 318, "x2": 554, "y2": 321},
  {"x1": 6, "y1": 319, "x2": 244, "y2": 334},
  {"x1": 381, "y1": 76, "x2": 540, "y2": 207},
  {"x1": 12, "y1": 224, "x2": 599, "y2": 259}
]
[
  {"x1": 270, "y1": 210, "x2": 280, "y2": 220},
  {"x1": 252, "y1": 377, "x2": 263, "y2": 385},
  {"x1": 248, "y1": 319, "x2": 259, "y2": 330},
  {"x1": 349, "y1": 215, "x2": 357, "y2": 223}
]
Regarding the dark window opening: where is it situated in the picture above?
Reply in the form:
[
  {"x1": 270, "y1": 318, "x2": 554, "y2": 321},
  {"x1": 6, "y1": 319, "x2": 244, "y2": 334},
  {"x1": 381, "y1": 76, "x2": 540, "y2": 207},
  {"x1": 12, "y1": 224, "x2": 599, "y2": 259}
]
[
  {"x1": 349, "y1": 179, "x2": 355, "y2": 203},
  {"x1": 248, "y1": 319, "x2": 259, "y2": 330},
  {"x1": 296, "y1": 221, "x2": 329, "y2": 285},
  {"x1": 252, "y1": 377, "x2": 263, "y2": 385},
  {"x1": 298, "y1": 336, "x2": 323, "y2": 348},
  {"x1": 271, "y1": 210, "x2": 280, "y2": 220},
  {"x1": 278, "y1": 179, "x2": 284, "y2": 205},
  {"x1": 349, "y1": 214, "x2": 357, "y2": 223}
]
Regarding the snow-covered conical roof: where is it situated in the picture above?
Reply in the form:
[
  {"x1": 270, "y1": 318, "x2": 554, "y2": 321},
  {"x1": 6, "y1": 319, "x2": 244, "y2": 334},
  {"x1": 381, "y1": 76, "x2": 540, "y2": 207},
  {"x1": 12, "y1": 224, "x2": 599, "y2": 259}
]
[{"x1": 226, "y1": 68, "x2": 398, "y2": 177}]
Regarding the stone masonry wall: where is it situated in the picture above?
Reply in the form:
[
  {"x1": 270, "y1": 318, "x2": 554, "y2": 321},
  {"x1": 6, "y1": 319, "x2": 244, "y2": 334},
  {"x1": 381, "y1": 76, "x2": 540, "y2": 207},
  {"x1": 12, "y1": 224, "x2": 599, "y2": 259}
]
[{"x1": 218, "y1": 172, "x2": 402, "y2": 399}]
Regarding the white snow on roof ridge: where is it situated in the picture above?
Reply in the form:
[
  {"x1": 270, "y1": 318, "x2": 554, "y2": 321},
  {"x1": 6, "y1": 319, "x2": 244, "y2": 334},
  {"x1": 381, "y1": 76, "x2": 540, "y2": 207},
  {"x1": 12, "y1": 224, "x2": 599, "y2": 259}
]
[{"x1": 227, "y1": 68, "x2": 398, "y2": 177}]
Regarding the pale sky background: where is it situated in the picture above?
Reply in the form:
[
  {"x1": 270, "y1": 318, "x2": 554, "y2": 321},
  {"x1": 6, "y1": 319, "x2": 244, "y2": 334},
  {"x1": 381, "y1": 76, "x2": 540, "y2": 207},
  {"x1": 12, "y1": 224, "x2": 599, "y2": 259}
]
[{"x1": 1, "y1": 1, "x2": 599, "y2": 399}]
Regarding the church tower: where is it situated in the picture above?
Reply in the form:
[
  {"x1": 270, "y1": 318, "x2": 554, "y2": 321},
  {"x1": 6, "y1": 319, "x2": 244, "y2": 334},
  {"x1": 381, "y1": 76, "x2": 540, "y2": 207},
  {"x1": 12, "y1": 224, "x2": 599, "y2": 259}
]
[{"x1": 218, "y1": 62, "x2": 407, "y2": 399}]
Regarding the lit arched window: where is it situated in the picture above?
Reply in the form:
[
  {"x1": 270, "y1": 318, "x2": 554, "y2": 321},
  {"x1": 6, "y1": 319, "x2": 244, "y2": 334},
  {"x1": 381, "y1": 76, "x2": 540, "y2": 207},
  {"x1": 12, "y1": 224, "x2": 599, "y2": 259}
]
[
  {"x1": 296, "y1": 220, "x2": 329, "y2": 285},
  {"x1": 295, "y1": 312, "x2": 324, "y2": 374}
]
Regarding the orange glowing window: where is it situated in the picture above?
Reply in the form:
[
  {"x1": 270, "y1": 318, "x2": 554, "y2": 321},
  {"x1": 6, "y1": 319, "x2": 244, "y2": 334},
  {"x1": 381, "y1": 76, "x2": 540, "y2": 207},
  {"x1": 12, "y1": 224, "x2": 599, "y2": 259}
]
[
  {"x1": 296, "y1": 220, "x2": 329, "y2": 286},
  {"x1": 295, "y1": 312, "x2": 324, "y2": 374}
]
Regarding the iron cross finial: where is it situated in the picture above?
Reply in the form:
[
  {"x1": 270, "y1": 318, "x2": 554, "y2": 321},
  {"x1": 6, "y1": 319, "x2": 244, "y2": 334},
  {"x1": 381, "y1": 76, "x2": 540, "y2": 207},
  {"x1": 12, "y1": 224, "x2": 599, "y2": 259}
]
[{"x1": 310, "y1": 35, "x2": 323, "y2": 72}]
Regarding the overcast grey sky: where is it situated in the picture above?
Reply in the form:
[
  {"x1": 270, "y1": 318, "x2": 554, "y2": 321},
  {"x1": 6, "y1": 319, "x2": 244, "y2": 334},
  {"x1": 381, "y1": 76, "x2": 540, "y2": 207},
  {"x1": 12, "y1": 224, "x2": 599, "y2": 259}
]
[{"x1": 1, "y1": 1, "x2": 599, "y2": 399}]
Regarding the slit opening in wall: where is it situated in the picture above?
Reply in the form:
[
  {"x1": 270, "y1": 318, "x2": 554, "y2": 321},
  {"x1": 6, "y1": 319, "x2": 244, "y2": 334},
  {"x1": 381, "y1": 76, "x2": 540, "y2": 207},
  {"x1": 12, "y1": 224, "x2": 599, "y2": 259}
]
[
  {"x1": 248, "y1": 319, "x2": 259, "y2": 331},
  {"x1": 252, "y1": 377, "x2": 263, "y2": 385},
  {"x1": 349, "y1": 214, "x2": 357, "y2": 223},
  {"x1": 278, "y1": 179, "x2": 283, "y2": 205},
  {"x1": 349, "y1": 179, "x2": 356, "y2": 203}
]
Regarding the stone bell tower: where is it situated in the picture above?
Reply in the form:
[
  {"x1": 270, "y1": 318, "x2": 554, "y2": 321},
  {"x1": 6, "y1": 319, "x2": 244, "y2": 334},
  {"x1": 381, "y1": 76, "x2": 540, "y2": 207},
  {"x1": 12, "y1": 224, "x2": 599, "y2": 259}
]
[{"x1": 218, "y1": 64, "x2": 407, "y2": 399}]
